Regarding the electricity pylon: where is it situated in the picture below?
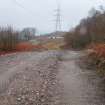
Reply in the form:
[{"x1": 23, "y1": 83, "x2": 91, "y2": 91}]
[{"x1": 54, "y1": 0, "x2": 62, "y2": 32}]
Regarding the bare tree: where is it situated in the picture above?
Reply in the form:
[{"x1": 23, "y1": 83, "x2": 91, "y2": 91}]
[{"x1": 0, "y1": 27, "x2": 19, "y2": 51}]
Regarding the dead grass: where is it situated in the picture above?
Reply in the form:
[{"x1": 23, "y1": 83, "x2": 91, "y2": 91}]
[
  {"x1": 87, "y1": 43, "x2": 105, "y2": 76},
  {"x1": 43, "y1": 39, "x2": 64, "y2": 50},
  {"x1": 0, "y1": 42, "x2": 45, "y2": 56},
  {"x1": 16, "y1": 42, "x2": 44, "y2": 51}
]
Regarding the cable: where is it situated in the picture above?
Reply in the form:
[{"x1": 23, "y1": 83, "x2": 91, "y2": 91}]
[
  {"x1": 13, "y1": 0, "x2": 26, "y2": 9},
  {"x1": 12, "y1": 0, "x2": 35, "y2": 16}
]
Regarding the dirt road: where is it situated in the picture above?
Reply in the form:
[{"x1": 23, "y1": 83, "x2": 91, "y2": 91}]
[
  {"x1": 0, "y1": 51, "x2": 105, "y2": 105},
  {"x1": 58, "y1": 51, "x2": 105, "y2": 105}
]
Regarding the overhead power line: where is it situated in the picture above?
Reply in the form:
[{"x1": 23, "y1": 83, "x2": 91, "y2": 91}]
[
  {"x1": 13, "y1": 0, "x2": 26, "y2": 9},
  {"x1": 12, "y1": 0, "x2": 35, "y2": 16}
]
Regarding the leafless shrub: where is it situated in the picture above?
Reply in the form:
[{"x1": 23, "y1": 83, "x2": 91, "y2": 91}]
[
  {"x1": 0, "y1": 27, "x2": 19, "y2": 51},
  {"x1": 64, "y1": 6, "x2": 105, "y2": 49}
]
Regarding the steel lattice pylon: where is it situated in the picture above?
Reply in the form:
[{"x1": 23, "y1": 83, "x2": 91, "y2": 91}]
[{"x1": 54, "y1": 0, "x2": 62, "y2": 32}]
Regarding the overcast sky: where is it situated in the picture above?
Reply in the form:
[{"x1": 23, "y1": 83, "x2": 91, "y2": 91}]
[{"x1": 0, "y1": 0, "x2": 104, "y2": 34}]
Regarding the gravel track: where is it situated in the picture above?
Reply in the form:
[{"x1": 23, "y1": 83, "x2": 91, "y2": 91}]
[
  {"x1": 0, "y1": 50, "x2": 105, "y2": 105},
  {"x1": 58, "y1": 51, "x2": 105, "y2": 105},
  {"x1": 0, "y1": 51, "x2": 64, "y2": 105}
]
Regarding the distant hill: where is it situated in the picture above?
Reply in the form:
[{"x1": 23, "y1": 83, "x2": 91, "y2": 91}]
[
  {"x1": 35, "y1": 31, "x2": 67, "y2": 42},
  {"x1": 43, "y1": 31, "x2": 67, "y2": 37}
]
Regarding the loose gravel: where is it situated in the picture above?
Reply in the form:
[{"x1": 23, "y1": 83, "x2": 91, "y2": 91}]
[{"x1": 0, "y1": 51, "x2": 64, "y2": 105}]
